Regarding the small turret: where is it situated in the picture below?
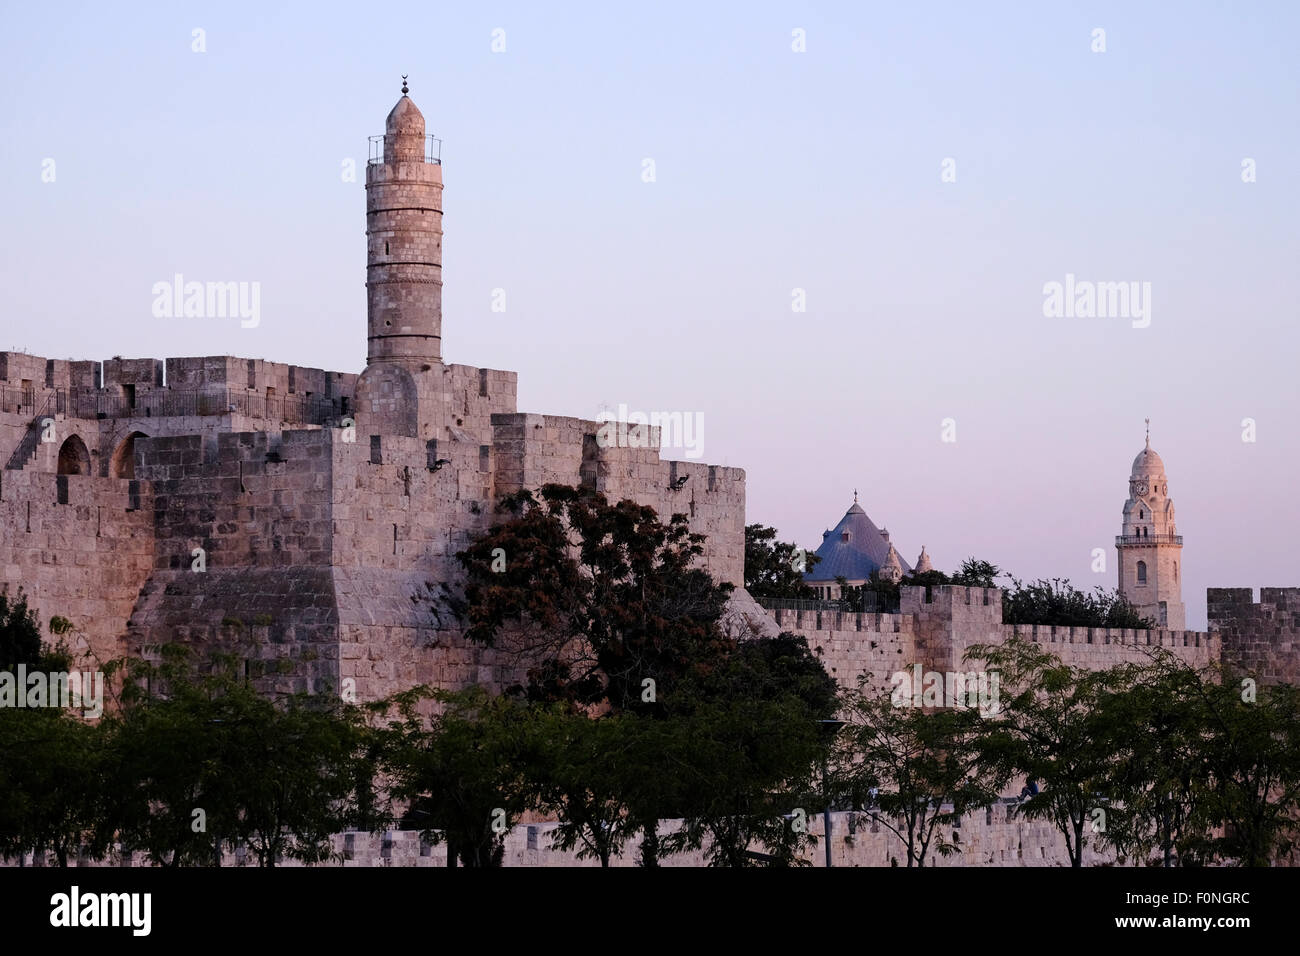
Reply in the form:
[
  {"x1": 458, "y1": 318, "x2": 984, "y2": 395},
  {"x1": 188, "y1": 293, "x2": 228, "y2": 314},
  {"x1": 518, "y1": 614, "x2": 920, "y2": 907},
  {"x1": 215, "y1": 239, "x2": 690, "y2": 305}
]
[{"x1": 880, "y1": 543, "x2": 904, "y2": 584}]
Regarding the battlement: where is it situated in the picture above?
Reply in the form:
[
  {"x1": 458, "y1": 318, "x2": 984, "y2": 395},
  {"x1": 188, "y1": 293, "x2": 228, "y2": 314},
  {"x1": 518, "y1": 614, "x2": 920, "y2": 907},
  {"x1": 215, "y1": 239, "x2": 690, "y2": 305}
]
[
  {"x1": 1209, "y1": 587, "x2": 1300, "y2": 620},
  {"x1": 1007, "y1": 623, "x2": 1214, "y2": 650},
  {"x1": 0, "y1": 351, "x2": 358, "y2": 424},
  {"x1": 764, "y1": 582, "x2": 1220, "y2": 693},
  {"x1": 901, "y1": 584, "x2": 1003, "y2": 616},
  {"x1": 767, "y1": 606, "x2": 912, "y2": 635}
]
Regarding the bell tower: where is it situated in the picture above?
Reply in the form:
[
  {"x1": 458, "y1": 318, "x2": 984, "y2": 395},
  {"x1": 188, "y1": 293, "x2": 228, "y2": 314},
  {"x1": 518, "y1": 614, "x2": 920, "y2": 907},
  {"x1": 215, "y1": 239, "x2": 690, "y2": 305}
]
[{"x1": 1116, "y1": 421, "x2": 1186, "y2": 629}]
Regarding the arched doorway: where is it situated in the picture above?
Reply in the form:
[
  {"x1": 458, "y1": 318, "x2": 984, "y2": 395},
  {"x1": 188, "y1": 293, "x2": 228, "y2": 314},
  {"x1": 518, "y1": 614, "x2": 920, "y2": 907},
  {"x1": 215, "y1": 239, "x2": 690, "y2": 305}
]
[
  {"x1": 110, "y1": 431, "x2": 149, "y2": 479},
  {"x1": 56, "y1": 435, "x2": 91, "y2": 475}
]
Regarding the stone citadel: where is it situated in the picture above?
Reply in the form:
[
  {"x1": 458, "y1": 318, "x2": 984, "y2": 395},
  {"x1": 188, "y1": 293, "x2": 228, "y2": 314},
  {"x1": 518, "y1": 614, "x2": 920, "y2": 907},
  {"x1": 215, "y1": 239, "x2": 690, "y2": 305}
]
[
  {"x1": 0, "y1": 84, "x2": 1295, "y2": 710},
  {"x1": 0, "y1": 86, "x2": 749, "y2": 701},
  {"x1": 2, "y1": 83, "x2": 1298, "y2": 868}
]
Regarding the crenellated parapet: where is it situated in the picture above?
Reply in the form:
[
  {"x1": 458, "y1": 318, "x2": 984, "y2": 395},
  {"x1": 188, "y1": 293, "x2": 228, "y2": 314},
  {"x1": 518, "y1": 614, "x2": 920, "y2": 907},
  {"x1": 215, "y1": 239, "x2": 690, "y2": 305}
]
[{"x1": 762, "y1": 584, "x2": 1221, "y2": 696}]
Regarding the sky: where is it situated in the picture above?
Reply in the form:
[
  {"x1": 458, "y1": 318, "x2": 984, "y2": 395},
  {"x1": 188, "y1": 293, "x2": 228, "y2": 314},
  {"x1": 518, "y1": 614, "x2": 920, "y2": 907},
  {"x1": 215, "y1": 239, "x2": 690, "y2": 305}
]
[{"x1": 2, "y1": 1, "x2": 1297, "y2": 628}]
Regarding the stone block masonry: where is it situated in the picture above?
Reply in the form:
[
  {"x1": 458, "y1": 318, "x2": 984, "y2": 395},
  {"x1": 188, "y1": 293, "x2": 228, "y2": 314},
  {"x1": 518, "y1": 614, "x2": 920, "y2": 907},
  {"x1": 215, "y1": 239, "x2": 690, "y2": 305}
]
[
  {"x1": 1211, "y1": 587, "x2": 1300, "y2": 686},
  {"x1": 0, "y1": 468, "x2": 154, "y2": 669},
  {"x1": 1, "y1": 348, "x2": 746, "y2": 702},
  {"x1": 771, "y1": 585, "x2": 1221, "y2": 697}
]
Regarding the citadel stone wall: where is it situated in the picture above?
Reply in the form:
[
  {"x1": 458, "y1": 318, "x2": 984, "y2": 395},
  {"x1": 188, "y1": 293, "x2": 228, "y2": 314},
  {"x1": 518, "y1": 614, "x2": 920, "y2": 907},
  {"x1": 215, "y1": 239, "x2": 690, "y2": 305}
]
[
  {"x1": 1, "y1": 340, "x2": 746, "y2": 706},
  {"x1": 490, "y1": 413, "x2": 745, "y2": 587},
  {"x1": 770, "y1": 585, "x2": 1220, "y2": 698},
  {"x1": 1210, "y1": 587, "x2": 1300, "y2": 686},
  {"x1": 0, "y1": 469, "x2": 154, "y2": 667}
]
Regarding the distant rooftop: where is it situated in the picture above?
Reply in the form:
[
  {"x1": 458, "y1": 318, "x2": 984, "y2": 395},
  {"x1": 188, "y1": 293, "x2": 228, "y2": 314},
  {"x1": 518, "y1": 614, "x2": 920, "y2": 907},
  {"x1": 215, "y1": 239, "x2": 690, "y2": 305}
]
[{"x1": 804, "y1": 496, "x2": 912, "y2": 583}]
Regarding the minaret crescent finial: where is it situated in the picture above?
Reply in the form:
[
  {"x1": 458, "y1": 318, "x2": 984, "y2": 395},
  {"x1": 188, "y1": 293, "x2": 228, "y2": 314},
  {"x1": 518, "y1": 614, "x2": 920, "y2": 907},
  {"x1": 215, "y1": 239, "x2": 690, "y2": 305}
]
[{"x1": 401, "y1": 75, "x2": 409, "y2": 95}]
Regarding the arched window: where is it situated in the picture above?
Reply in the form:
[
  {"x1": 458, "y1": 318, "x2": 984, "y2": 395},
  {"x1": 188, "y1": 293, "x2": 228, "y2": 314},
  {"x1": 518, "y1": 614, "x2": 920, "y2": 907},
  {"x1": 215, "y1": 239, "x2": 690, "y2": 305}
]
[
  {"x1": 1136, "y1": 561, "x2": 1147, "y2": 584},
  {"x1": 56, "y1": 435, "x2": 91, "y2": 476},
  {"x1": 110, "y1": 431, "x2": 149, "y2": 479},
  {"x1": 1139, "y1": 508, "x2": 1145, "y2": 519}
]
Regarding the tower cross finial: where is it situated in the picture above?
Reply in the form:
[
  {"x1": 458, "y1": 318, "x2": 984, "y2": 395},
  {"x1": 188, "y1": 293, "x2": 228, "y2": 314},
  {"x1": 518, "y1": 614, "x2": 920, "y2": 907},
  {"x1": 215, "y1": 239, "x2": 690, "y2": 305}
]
[
  {"x1": 1145, "y1": 417, "x2": 1150, "y2": 448},
  {"x1": 401, "y1": 75, "x2": 409, "y2": 95},
  {"x1": 853, "y1": 488, "x2": 858, "y2": 504}
]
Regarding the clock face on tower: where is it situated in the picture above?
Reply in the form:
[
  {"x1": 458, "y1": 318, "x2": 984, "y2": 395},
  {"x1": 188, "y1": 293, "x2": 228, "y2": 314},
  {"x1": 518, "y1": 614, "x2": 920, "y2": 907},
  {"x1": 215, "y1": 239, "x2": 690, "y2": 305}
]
[{"x1": 1136, "y1": 482, "x2": 1148, "y2": 497}]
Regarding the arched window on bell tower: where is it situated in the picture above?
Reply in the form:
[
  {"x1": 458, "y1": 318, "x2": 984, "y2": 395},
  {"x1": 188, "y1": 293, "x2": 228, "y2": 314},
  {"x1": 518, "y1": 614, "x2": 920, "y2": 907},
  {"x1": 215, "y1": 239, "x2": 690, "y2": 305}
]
[{"x1": 1136, "y1": 560, "x2": 1147, "y2": 584}]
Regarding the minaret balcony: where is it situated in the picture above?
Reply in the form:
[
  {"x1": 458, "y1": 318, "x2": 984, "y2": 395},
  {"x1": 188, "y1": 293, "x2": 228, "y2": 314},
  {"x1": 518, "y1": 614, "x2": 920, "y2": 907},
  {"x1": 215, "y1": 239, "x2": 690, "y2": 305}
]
[{"x1": 369, "y1": 135, "x2": 441, "y2": 165}]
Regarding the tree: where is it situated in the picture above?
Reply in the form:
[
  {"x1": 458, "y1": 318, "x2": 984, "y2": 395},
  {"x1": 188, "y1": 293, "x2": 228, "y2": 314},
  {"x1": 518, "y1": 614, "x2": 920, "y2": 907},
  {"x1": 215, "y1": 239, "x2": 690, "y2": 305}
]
[
  {"x1": 457, "y1": 484, "x2": 733, "y2": 712},
  {"x1": 904, "y1": 568, "x2": 951, "y2": 589},
  {"x1": 744, "y1": 524, "x2": 819, "y2": 599},
  {"x1": 228, "y1": 693, "x2": 374, "y2": 866},
  {"x1": 457, "y1": 487, "x2": 840, "y2": 866},
  {"x1": 1194, "y1": 676, "x2": 1300, "y2": 865},
  {"x1": 1091, "y1": 653, "x2": 1300, "y2": 867},
  {"x1": 0, "y1": 588, "x2": 43, "y2": 672},
  {"x1": 666, "y1": 634, "x2": 838, "y2": 867},
  {"x1": 528, "y1": 710, "x2": 659, "y2": 867},
  {"x1": 0, "y1": 708, "x2": 106, "y2": 866},
  {"x1": 377, "y1": 686, "x2": 538, "y2": 868},
  {"x1": 838, "y1": 571, "x2": 901, "y2": 613},
  {"x1": 1002, "y1": 577, "x2": 1151, "y2": 629},
  {"x1": 832, "y1": 684, "x2": 1004, "y2": 867},
  {"x1": 951, "y1": 558, "x2": 1002, "y2": 589},
  {"x1": 965, "y1": 637, "x2": 1130, "y2": 867},
  {"x1": 1096, "y1": 654, "x2": 1216, "y2": 866},
  {"x1": 106, "y1": 647, "x2": 374, "y2": 867}
]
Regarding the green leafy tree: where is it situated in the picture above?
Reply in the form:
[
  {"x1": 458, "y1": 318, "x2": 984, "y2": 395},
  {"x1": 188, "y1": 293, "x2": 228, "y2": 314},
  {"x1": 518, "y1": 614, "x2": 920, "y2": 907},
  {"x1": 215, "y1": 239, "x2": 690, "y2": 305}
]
[
  {"x1": 965, "y1": 637, "x2": 1131, "y2": 867},
  {"x1": 457, "y1": 487, "x2": 839, "y2": 867},
  {"x1": 0, "y1": 708, "x2": 106, "y2": 866},
  {"x1": 838, "y1": 571, "x2": 902, "y2": 613},
  {"x1": 1194, "y1": 676, "x2": 1300, "y2": 865},
  {"x1": 1002, "y1": 577, "x2": 1152, "y2": 629},
  {"x1": 951, "y1": 558, "x2": 1002, "y2": 589},
  {"x1": 903, "y1": 568, "x2": 951, "y2": 589},
  {"x1": 666, "y1": 634, "x2": 838, "y2": 867},
  {"x1": 528, "y1": 710, "x2": 657, "y2": 867},
  {"x1": 1097, "y1": 654, "x2": 1216, "y2": 866},
  {"x1": 228, "y1": 693, "x2": 373, "y2": 866},
  {"x1": 744, "y1": 524, "x2": 819, "y2": 599},
  {"x1": 831, "y1": 685, "x2": 1004, "y2": 867},
  {"x1": 377, "y1": 686, "x2": 538, "y2": 868},
  {"x1": 106, "y1": 647, "x2": 374, "y2": 867},
  {"x1": 457, "y1": 484, "x2": 733, "y2": 712},
  {"x1": 0, "y1": 588, "x2": 43, "y2": 672}
]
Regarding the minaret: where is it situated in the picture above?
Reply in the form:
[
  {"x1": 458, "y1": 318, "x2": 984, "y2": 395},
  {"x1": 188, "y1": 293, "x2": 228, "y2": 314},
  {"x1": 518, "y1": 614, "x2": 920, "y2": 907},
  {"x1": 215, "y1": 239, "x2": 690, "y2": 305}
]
[
  {"x1": 1116, "y1": 421, "x2": 1186, "y2": 629},
  {"x1": 365, "y1": 77, "x2": 443, "y2": 368}
]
